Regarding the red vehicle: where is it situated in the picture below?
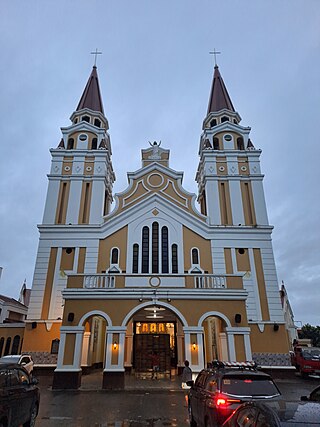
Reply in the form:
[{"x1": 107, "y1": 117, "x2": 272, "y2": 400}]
[{"x1": 291, "y1": 346, "x2": 320, "y2": 377}]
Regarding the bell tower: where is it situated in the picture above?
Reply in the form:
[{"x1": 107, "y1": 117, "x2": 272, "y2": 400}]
[
  {"x1": 196, "y1": 64, "x2": 268, "y2": 227},
  {"x1": 24, "y1": 66, "x2": 115, "y2": 352},
  {"x1": 43, "y1": 66, "x2": 115, "y2": 226}
]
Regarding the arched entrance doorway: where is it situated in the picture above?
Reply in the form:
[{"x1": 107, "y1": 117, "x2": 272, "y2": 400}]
[
  {"x1": 81, "y1": 315, "x2": 107, "y2": 370},
  {"x1": 200, "y1": 312, "x2": 231, "y2": 366},
  {"x1": 123, "y1": 302, "x2": 187, "y2": 379}
]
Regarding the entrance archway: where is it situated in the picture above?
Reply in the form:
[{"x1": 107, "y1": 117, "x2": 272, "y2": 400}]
[
  {"x1": 78, "y1": 311, "x2": 112, "y2": 374},
  {"x1": 199, "y1": 312, "x2": 231, "y2": 366},
  {"x1": 122, "y1": 302, "x2": 187, "y2": 379}
]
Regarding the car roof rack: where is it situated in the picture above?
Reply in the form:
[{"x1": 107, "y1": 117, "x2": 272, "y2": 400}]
[{"x1": 210, "y1": 360, "x2": 258, "y2": 370}]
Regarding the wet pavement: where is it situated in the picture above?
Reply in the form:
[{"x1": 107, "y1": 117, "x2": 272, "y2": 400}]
[{"x1": 35, "y1": 371, "x2": 320, "y2": 426}]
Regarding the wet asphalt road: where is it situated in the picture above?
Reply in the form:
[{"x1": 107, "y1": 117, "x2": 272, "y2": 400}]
[
  {"x1": 37, "y1": 389, "x2": 190, "y2": 426},
  {"x1": 35, "y1": 374, "x2": 320, "y2": 426}
]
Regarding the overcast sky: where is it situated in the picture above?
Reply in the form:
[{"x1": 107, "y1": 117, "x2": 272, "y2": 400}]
[{"x1": 0, "y1": 1, "x2": 319, "y2": 326}]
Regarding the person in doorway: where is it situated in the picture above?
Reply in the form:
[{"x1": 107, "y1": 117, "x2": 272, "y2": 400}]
[
  {"x1": 150, "y1": 352, "x2": 160, "y2": 379},
  {"x1": 181, "y1": 360, "x2": 192, "y2": 407}
]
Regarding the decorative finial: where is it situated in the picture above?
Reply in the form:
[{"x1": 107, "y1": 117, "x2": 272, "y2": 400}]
[
  {"x1": 90, "y1": 48, "x2": 102, "y2": 67},
  {"x1": 209, "y1": 48, "x2": 221, "y2": 67}
]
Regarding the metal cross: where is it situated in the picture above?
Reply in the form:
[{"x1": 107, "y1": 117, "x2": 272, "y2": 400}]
[
  {"x1": 90, "y1": 48, "x2": 102, "y2": 66},
  {"x1": 209, "y1": 48, "x2": 221, "y2": 66}
]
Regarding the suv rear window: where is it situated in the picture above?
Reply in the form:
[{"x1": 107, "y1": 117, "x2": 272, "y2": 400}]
[{"x1": 221, "y1": 375, "x2": 280, "y2": 397}]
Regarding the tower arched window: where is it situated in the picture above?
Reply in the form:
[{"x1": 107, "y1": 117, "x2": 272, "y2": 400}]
[
  {"x1": 142, "y1": 226, "x2": 149, "y2": 273},
  {"x1": 172, "y1": 244, "x2": 178, "y2": 273},
  {"x1": 221, "y1": 116, "x2": 229, "y2": 123},
  {"x1": 11, "y1": 335, "x2": 20, "y2": 354},
  {"x1": 161, "y1": 226, "x2": 169, "y2": 273},
  {"x1": 94, "y1": 118, "x2": 101, "y2": 128},
  {"x1": 67, "y1": 138, "x2": 74, "y2": 150},
  {"x1": 91, "y1": 138, "x2": 97, "y2": 150},
  {"x1": 82, "y1": 115, "x2": 90, "y2": 123},
  {"x1": 210, "y1": 118, "x2": 217, "y2": 127},
  {"x1": 237, "y1": 137, "x2": 245, "y2": 150},
  {"x1": 192, "y1": 248, "x2": 199, "y2": 265},
  {"x1": 213, "y1": 137, "x2": 219, "y2": 150},
  {"x1": 132, "y1": 244, "x2": 139, "y2": 273},
  {"x1": 152, "y1": 222, "x2": 159, "y2": 273},
  {"x1": 111, "y1": 248, "x2": 119, "y2": 264}
]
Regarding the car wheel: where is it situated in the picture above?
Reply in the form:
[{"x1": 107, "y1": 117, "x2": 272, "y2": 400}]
[
  {"x1": 189, "y1": 406, "x2": 197, "y2": 427},
  {"x1": 23, "y1": 403, "x2": 38, "y2": 427}
]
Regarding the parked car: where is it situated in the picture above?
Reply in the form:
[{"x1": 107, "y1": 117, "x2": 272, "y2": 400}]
[
  {"x1": 290, "y1": 346, "x2": 320, "y2": 378},
  {"x1": 222, "y1": 387, "x2": 320, "y2": 427},
  {"x1": 188, "y1": 361, "x2": 281, "y2": 427},
  {"x1": 0, "y1": 355, "x2": 34, "y2": 374},
  {"x1": 0, "y1": 363, "x2": 40, "y2": 427}
]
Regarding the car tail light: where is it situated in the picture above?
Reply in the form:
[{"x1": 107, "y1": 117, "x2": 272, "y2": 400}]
[{"x1": 214, "y1": 393, "x2": 241, "y2": 408}]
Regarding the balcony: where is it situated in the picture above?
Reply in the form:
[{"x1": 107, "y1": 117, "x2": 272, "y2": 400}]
[{"x1": 66, "y1": 273, "x2": 243, "y2": 291}]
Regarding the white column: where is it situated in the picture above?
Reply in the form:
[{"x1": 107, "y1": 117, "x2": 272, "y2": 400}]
[
  {"x1": 104, "y1": 327, "x2": 113, "y2": 370},
  {"x1": 226, "y1": 327, "x2": 252, "y2": 362},
  {"x1": 55, "y1": 326, "x2": 84, "y2": 371},
  {"x1": 56, "y1": 330, "x2": 66, "y2": 370},
  {"x1": 197, "y1": 332, "x2": 205, "y2": 369},
  {"x1": 219, "y1": 333, "x2": 228, "y2": 361},
  {"x1": 183, "y1": 331, "x2": 192, "y2": 365},
  {"x1": 229, "y1": 180, "x2": 245, "y2": 225},
  {"x1": 251, "y1": 179, "x2": 269, "y2": 225},
  {"x1": 89, "y1": 179, "x2": 105, "y2": 224},
  {"x1": 66, "y1": 180, "x2": 82, "y2": 225},
  {"x1": 73, "y1": 329, "x2": 84, "y2": 369},
  {"x1": 205, "y1": 180, "x2": 221, "y2": 225},
  {"x1": 248, "y1": 248, "x2": 263, "y2": 321},
  {"x1": 81, "y1": 332, "x2": 91, "y2": 366},
  {"x1": 225, "y1": 329, "x2": 236, "y2": 361},
  {"x1": 104, "y1": 326, "x2": 127, "y2": 372},
  {"x1": 244, "y1": 332, "x2": 252, "y2": 361},
  {"x1": 42, "y1": 179, "x2": 60, "y2": 224}
]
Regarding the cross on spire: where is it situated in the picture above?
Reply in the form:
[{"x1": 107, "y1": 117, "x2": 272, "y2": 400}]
[
  {"x1": 90, "y1": 48, "x2": 102, "y2": 67},
  {"x1": 209, "y1": 48, "x2": 221, "y2": 67}
]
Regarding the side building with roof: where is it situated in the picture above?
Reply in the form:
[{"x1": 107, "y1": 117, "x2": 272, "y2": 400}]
[{"x1": 21, "y1": 63, "x2": 291, "y2": 389}]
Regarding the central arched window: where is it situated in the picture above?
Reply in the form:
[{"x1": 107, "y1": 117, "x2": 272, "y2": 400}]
[
  {"x1": 132, "y1": 244, "x2": 139, "y2": 273},
  {"x1": 161, "y1": 226, "x2": 169, "y2": 273},
  {"x1": 142, "y1": 226, "x2": 149, "y2": 273},
  {"x1": 152, "y1": 222, "x2": 159, "y2": 273},
  {"x1": 136, "y1": 222, "x2": 178, "y2": 274}
]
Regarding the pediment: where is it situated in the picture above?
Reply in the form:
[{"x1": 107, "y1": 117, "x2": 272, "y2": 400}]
[{"x1": 107, "y1": 164, "x2": 204, "y2": 222}]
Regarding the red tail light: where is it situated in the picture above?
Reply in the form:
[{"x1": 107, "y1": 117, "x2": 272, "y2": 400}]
[
  {"x1": 214, "y1": 393, "x2": 241, "y2": 409},
  {"x1": 216, "y1": 396, "x2": 227, "y2": 406}
]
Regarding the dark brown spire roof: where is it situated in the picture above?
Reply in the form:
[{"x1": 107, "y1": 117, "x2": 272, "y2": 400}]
[
  {"x1": 76, "y1": 66, "x2": 104, "y2": 114},
  {"x1": 207, "y1": 65, "x2": 235, "y2": 114}
]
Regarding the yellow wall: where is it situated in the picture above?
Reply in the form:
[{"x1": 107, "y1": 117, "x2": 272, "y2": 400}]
[
  {"x1": 63, "y1": 334, "x2": 75, "y2": 365},
  {"x1": 250, "y1": 324, "x2": 290, "y2": 353},
  {"x1": 22, "y1": 323, "x2": 61, "y2": 352},
  {"x1": 98, "y1": 226, "x2": 128, "y2": 272},
  {"x1": 234, "y1": 335, "x2": 246, "y2": 361},
  {"x1": 183, "y1": 227, "x2": 212, "y2": 272}
]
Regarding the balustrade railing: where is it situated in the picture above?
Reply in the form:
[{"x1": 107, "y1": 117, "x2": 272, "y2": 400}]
[{"x1": 81, "y1": 273, "x2": 228, "y2": 290}]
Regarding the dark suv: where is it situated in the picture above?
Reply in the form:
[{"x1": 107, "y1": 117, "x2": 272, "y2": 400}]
[
  {"x1": 188, "y1": 361, "x2": 281, "y2": 427},
  {"x1": 0, "y1": 363, "x2": 40, "y2": 427}
]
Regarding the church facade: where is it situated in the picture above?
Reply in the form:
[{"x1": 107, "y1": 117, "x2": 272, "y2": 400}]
[{"x1": 22, "y1": 64, "x2": 291, "y2": 389}]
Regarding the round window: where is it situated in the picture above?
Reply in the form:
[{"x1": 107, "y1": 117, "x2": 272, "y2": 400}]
[
  {"x1": 79, "y1": 134, "x2": 87, "y2": 141},
  {"x1": 224, "y1": 134, "x2": 232, "y2": 141}
]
